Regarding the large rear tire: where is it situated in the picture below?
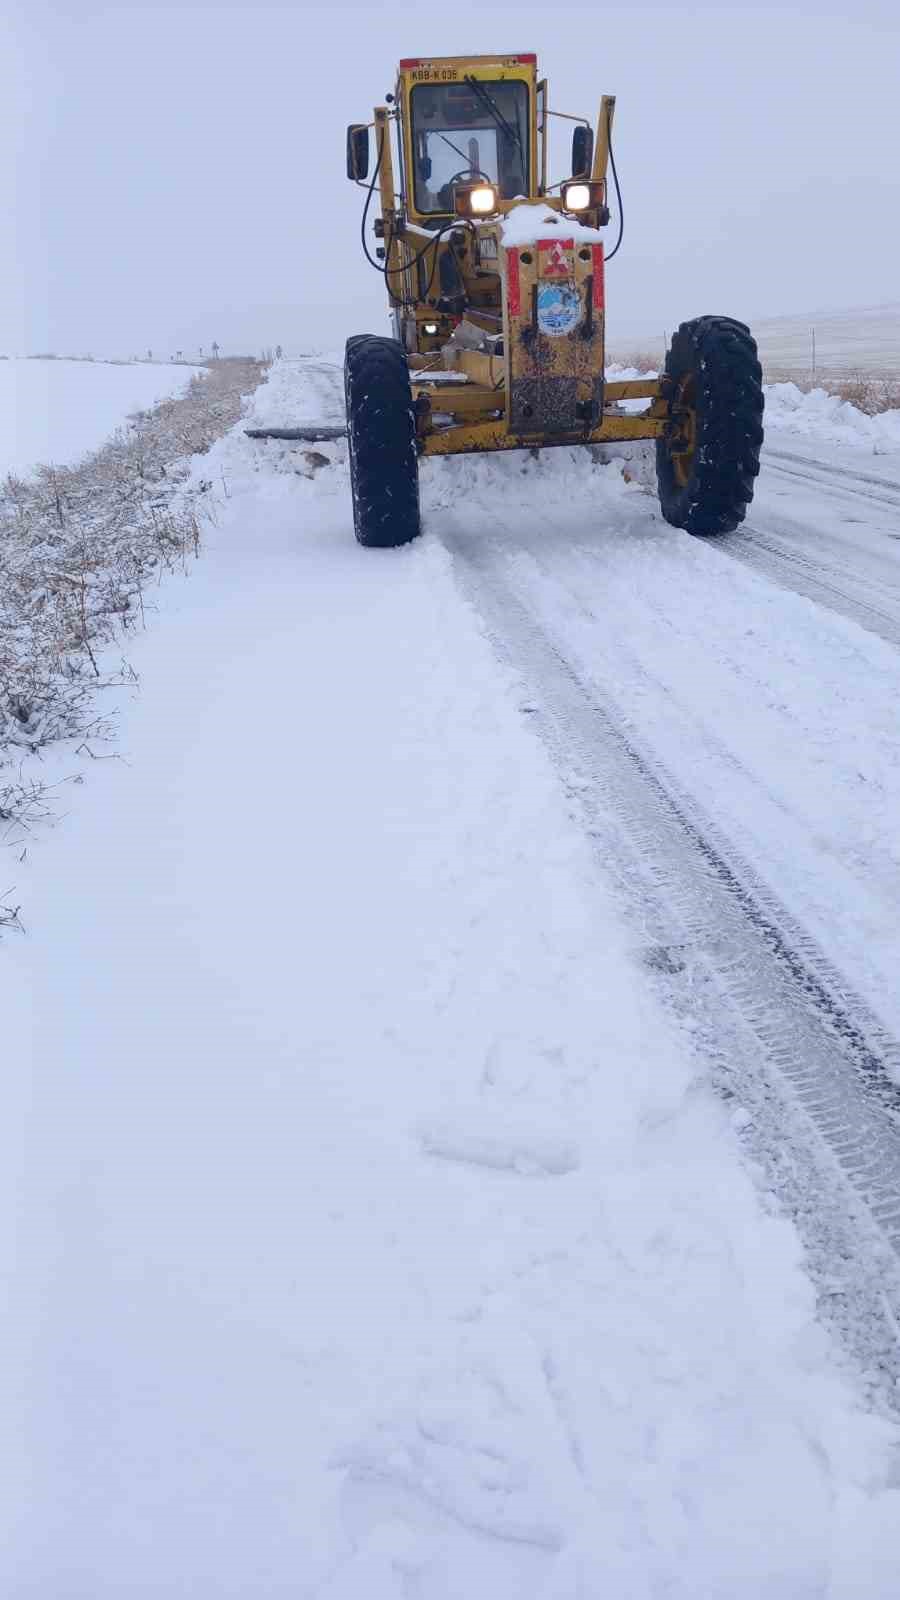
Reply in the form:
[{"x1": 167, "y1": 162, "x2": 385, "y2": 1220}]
[
  {"x1": 656, "y1": 316, "x2": 764, "y2": 536},
  {"x1": 344, "y1": 335, "x2": 420, "y2": 548}
]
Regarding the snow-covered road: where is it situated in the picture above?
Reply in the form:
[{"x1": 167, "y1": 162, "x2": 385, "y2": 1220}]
[
  {"x1": 728, "y1": 448, "x2": 900, "y2": 645},
  {"x1": 5, "y1": 358, "x2": 900, "y2": 1598}
]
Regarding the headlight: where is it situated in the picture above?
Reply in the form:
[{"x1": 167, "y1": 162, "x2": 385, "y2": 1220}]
[
  {"x1": 454, "y1": 183, "x2": 499, "y2": 218},
  {"x1": 424, "y1": 322, "x2": 438, "y2": 335},
  {"x1": 562, "y1": 179, "x2": 607, "y2": 214},
  {"x1": 469, "y1": 185, "x2": 497, "y2": 215},
  {"x1": 563, "y1": 182, "x2": 591, "y2": 211}
]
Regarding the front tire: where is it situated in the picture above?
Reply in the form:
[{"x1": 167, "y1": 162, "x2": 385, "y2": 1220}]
[
  {"x1": 656, "y1": 316, "x2": 764, "y2": 536},
  {"x1": 344, "y1": 335, "x2": 420, "y2": 548}
]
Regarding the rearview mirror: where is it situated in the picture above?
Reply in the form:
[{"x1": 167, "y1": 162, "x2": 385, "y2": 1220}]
[
  {"x1": 571, "y1": 124, "x2": 594, "y2": 178},
  {"x1": 346, "y1": 125, "x2": 370, "y2": 181}
]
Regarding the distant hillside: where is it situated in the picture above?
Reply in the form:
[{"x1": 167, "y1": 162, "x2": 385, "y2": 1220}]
[
  {"x1": 752, "y1": 304, "x2": 900, "y2": 378},
  {"x1": 609, "y1": 304, "x2": 900, "y2": 380}
]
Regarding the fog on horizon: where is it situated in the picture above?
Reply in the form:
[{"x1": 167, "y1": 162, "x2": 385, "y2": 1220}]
[{"x1": 6, "y1": 0, "x2": 900, "y2": 358}]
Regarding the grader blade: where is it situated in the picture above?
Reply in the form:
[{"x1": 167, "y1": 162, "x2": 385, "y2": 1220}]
[{"x1": 245, "y1": 424, "x2": 347, "y2": 442}]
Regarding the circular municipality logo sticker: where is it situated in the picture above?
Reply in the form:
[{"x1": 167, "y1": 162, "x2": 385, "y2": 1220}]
[{"x1": 537, "y1": 282, "x2": 582, "y2": 337}]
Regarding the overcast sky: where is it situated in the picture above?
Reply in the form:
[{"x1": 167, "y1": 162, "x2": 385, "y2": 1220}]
[{"x1": 5, "y1": 0, "x2": 899, "y2": 357}]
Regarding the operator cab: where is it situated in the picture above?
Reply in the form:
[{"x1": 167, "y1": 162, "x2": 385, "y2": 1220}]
[{"x1": 411, "y1": 78, "x2": 530, "y2": 214}]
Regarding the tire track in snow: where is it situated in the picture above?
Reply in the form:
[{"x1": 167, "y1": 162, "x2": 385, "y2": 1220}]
[
  {"x1": 716, "y1": 519, "x2": 900, "y2": 648},
  {"x1": 503, "y1": 514, "x2": 900, "y2": 928},
  {"x1": 714, "y1": 448, "x2": 900, "y2": 646},
  {"x1": 295, "y1": 359, "x2": 346, "y2": 423},
  {"x1": 441, "y1": 516, "x2": 900, "y2": 1399},
  {"x1": 315, "y1": 351, "x2": 900, "y2": 1390},
  {"x1": 764, "y1": 447, "x2": 900, "y2": 510}
]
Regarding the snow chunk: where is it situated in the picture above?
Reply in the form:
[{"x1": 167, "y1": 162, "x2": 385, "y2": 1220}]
[
  {"x1": 420, "y1": 1115, "x2": 580, "y2": 1176},
  {"x1": 501, "y1": 203, "x2": 606, "y2": 247}
]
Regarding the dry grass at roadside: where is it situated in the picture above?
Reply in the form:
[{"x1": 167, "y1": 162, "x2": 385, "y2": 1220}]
[
  {"x1": 0, "y1": 359, "x2": 266, "y2": 841},
  {"x1": 610, "y1": 345, "x2": 900, "y2": 417},
  {"x1": 763, "y1": 370, "x2": 900, "y2": 415},
  {"x1": 607, "y1": 349, "x2": 662, "y2": 374}
]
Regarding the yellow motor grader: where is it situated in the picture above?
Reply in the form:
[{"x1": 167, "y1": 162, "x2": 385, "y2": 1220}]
[{"x1": 341, "y1": 53, "x2": 764, "y2": 547}]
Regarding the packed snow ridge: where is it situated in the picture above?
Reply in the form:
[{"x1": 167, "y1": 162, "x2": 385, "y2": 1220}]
[
  {"x1": 607, "y1": 360, "x2": 900, "y2": 456},
  {"x1": 765, "y1": 379, "x2": 900, "y2": 453}
]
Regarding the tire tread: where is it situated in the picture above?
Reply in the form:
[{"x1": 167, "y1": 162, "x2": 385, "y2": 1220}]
[
  {"x1": 656, "y1": 315, "x2": 765, "y2": 536},
  {"x1": 344, "y1": 335, "x2": 420, "y2": 548}
]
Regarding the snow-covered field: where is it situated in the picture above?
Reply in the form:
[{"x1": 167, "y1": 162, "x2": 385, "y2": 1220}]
[
  {"x1": 4, "y1": 358, "x2": 900, "y2": 1597},
  {"x1": 0, "y1": 358, "x2": 201, "y2": 480},
  {"x1": 613, "y1": 304, "x2": 900, "y2": 381},
  {"x1": 752, "y1": 303, "x2": 900, "y2": 377}
]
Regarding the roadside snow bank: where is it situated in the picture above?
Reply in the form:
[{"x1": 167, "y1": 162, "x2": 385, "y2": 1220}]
[
  {"x1": 0, "y1": 358, "x2": 202, "y2": 480},
  {"x1": 764, "y1": 380, "x2": 900, "y2": 454},
  {"x1": 4, "y1": 357, "x2": 900, "y2": 1598},
  {"x1": 608, "y1": 361, "x2": 900, "y2": 456}
]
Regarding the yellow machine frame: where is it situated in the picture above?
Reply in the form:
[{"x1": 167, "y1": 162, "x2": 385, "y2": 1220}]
[{"x1": 356, "y1": 54, "x2": 678, "y2": 460}]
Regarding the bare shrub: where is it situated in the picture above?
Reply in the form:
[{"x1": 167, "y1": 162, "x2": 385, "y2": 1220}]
[
  {"x1": 0, "y1": 892, "x2": 23, "y2": 932},
  {"x1": 763, "y1": 368, "x2": 900, "y2": 415},
  {"x1": 828, "y1": 375, "x2": 900, "y2": 415},
  {"x1": 607, "y1": 348, "x2": 663, "y2": 373},
  {"x1": 0, "y1": 359, "x2": 266, "y2": 857}
]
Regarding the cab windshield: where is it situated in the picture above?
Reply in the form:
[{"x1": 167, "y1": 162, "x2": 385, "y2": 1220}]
[{"x1": 411, "y1": 80, "x2": 530, "y2": 214}]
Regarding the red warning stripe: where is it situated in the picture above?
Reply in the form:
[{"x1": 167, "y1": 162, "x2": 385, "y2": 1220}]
[
  {"x1": 506, "y1": 248, "x2": 521, "y2": 316},
  {"x1": 592, "y1": 244, "x2": 605, "y2": 309}
]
